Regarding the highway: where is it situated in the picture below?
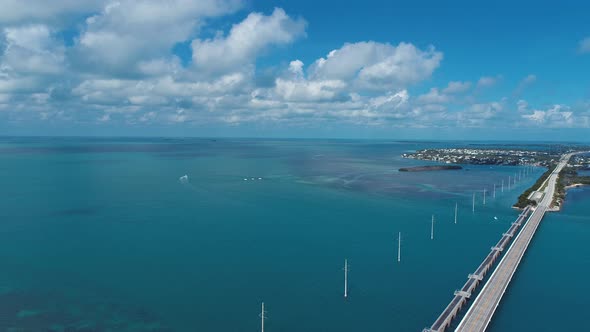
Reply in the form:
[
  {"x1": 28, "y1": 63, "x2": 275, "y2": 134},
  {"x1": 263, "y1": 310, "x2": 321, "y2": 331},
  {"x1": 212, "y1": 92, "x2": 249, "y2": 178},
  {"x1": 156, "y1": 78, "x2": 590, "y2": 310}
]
[
  {"x1": 454, "y1": 153, "x2": 574, "y2": 332},
  {"x1": 422, "y1": 207, "x2": 531, "y2": 332}
]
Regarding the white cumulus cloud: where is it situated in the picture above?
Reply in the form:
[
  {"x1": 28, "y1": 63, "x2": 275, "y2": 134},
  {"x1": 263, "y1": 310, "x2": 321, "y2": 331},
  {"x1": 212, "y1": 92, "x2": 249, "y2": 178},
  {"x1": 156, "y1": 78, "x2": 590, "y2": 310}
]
[
  {"x1": 443, "y1": 81, "x2": 471, "y2": 94},
  {"x1": 274, "y1": 78, "x2": 346, "y2": 102},
  {"x1": 192, "y1": 8, "x2": 306, "y2": 73},
  {"x1": 288, "y1": 59, "x2": 304, "y2": 79},
  {"x1": 309, "y1": 41, "x2": 442, "y2": 91},
  {"x1": 0, "y1": 0, "x2": 104, "y2": 24},
  {"x1": 416, "y1": 88, "x2": 450, "y2": 104},
  {"x1": 2, "y1": 24, "x2": 64, "y2": 75},
  {"x1": 520, "y1": 103, "x2": 579, "y2": 127},
  {"x1": 477, "y1": 76, "x2": 499, "y2": 88},
  {"x1": 74, "y1": 0, "x2": 241, "y2": 74},
  {"x1": 0, "y1": 1, "x2": 583, "y2": 132}
]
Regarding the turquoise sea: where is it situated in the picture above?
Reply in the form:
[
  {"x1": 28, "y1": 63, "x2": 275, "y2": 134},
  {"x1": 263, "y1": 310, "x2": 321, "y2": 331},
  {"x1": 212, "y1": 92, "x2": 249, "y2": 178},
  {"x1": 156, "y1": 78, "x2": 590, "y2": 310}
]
[{"x1": 0, "y1": 138, "x2": 587, "y2": 331}]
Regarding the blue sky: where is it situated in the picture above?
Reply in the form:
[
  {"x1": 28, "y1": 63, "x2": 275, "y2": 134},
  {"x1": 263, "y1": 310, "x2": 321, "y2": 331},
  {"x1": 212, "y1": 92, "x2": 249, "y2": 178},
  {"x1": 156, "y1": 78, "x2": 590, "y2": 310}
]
[{"x1": 0, "y1": 0, "x2": 589, "y2": 140}]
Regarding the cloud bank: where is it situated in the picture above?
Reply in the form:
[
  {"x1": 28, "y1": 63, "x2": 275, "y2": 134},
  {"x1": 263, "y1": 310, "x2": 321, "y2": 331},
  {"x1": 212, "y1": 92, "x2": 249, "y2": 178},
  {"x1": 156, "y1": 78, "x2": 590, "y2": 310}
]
[{"x1": 0, "y1": 0, "x2": 588, "y2": 133}]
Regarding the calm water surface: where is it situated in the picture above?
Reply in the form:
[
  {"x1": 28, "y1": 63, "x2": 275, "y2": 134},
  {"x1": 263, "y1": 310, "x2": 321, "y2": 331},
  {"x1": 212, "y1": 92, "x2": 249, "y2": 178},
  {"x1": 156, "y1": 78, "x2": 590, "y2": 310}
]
[{"x1": 0, "y1": 138, "x2": 586, "y2": 331}]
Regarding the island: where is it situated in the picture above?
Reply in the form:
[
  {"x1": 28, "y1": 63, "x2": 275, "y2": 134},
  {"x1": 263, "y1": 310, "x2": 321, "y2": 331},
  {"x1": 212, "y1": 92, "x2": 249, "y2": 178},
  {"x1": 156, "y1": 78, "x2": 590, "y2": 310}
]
[
  {"x1": 401, "y1": 146, "x2": 590, "y2": 209},
  {"x1": 553, "y1": 163, "x2": 590, "y2": 208},
  {"x1": 514, "y1": 153, "x2": 590, "y2": 209},
  {"x1": 399, "y1": 165, "x2": 462, "y2": 172},
  {"x1": 402, "y1": 148, "x2": 554, "y2": 166}
]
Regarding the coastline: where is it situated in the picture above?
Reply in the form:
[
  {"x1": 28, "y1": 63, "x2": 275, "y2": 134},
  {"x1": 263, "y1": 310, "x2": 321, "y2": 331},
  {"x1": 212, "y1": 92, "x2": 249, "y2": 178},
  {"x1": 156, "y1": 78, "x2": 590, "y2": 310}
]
[
  {"x1": 490, "y1": 174, "x2": 590, "y2": 332},
  {"x1": 552, "y1": 183, "x2": 590, "y2": 211},
  {"x1": 565, "y1": 183, "x2": 589, "y2": 190}
]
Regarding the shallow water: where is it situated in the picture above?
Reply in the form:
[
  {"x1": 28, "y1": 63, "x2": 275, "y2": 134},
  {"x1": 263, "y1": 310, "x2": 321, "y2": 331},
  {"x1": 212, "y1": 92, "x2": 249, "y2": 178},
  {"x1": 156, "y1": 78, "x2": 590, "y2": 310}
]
[{"x1": 0, "y1": 138, "x2": 582, "y2": 331}]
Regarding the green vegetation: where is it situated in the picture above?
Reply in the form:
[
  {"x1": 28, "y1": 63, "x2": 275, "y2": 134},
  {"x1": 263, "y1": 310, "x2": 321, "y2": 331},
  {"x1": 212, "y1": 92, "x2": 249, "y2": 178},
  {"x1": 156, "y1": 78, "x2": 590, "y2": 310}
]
[
  {"x1": 553, "y1": 167, "x2": 590, "y2": 207},
  {"x1": 513, "y1": 166, "x2": 554, "y2": 209},
  {"x1": 555, "y1": 171, "x2": 566, "y2": 207},
  {"x1": 403, "y1": 145, "x2": 590, "y2": 167}
]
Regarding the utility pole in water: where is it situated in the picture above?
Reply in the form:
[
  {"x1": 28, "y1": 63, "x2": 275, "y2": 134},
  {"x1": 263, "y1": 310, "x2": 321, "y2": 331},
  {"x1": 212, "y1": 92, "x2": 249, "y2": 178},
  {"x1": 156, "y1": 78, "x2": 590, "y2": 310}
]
[
  {"x1": 431, "y1": 215, "x2": 435, "y2": 240},
  {"x1": 260, "y1": 302, "x2": 266, "y2": 332},
  {"x1": 397, "y1": 232, "x2": 401, "y2": 263},
  {"x1": 344, "y1": 259, "x2": 348, "y2": 299}
]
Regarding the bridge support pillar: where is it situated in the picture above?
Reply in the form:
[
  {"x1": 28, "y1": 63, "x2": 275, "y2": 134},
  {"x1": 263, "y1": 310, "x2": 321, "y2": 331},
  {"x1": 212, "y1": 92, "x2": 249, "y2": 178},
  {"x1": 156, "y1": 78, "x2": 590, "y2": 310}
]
[
  {"x1": 454, "y1": 290, "x2": 471, "y2": 298},
  {"x1": 468, "y1": 273, "x2": 483, "y2": 281}
]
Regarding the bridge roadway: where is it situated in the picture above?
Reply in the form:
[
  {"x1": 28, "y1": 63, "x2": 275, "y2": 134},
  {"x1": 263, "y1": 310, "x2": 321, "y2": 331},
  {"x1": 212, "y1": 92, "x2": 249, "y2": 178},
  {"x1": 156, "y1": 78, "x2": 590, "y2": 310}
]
[
  {"x1": 454, "y1": 153, "x2": 573, "y2": 332},
  {"x1": 422, "y1": 206, "x2": 532, "y2": 332}
]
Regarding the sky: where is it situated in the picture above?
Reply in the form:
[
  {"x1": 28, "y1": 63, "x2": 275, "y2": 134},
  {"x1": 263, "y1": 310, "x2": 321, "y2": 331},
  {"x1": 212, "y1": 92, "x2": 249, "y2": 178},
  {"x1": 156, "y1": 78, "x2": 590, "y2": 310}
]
[{"x1": 0, "y1": 0, "x2": 589, "y2": 140}]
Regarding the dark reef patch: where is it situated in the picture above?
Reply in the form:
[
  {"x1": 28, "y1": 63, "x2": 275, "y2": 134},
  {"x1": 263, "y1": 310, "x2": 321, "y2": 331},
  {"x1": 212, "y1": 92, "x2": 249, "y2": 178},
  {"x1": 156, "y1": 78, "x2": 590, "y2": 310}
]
[
  {"x1": 399, "y1": 165, "x2": 462, "y2": 172},
  {"x1": 49, "y1": 207, "x2": 100, "y2": 218},
  {"x1": 0, "y1": 290, "x2": 170, "y2": 331}
]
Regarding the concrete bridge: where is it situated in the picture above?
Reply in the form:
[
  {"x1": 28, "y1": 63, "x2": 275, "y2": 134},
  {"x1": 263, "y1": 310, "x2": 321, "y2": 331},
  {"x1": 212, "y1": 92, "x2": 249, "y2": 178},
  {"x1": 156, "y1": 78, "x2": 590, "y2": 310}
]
[
  {"x1": 424, "y1": 152, "x2": 575, "y2": 332},
  {"x1": 422, "y1": 207, "x2": 531, "y2": 332}
]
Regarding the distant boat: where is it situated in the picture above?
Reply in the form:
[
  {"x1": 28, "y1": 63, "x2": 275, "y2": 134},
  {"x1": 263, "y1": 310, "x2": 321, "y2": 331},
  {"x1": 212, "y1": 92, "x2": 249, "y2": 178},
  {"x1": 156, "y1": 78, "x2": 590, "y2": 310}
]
[
  {"x1": 179, "y1": 175, "x2": 189, "y2": 184},
  {"x1": 493, "y1": 216, "x2": 498, "y2": 220}
]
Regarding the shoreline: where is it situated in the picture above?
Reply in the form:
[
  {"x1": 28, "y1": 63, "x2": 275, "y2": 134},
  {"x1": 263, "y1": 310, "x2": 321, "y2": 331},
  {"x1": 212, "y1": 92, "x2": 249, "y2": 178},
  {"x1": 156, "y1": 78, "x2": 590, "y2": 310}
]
[
  {"x1": 550, "y1": 184, "x2": 589, "y2": 211},
  {"x1": 565, "y1": 183, "x2": 589, "y2": 190}
]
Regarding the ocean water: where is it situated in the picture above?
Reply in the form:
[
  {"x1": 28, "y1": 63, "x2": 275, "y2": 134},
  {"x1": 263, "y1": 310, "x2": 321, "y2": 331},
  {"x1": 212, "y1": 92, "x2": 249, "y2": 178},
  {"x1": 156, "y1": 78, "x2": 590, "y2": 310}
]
[{"x1": 0, "y1": 138, "x2": 583, "y2": 331}]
